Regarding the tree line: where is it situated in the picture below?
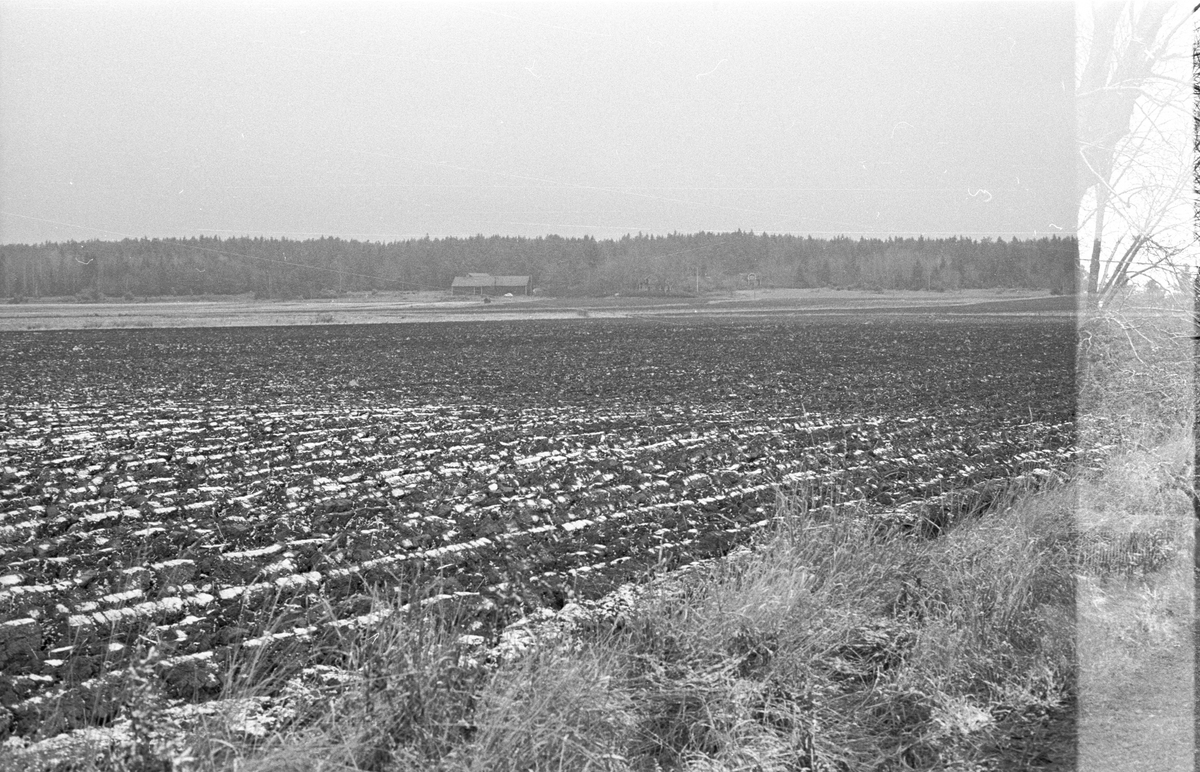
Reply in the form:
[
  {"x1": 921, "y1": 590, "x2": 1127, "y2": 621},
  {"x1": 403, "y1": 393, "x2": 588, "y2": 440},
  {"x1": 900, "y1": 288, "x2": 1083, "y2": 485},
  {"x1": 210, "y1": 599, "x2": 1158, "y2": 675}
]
[{"x1": 0, "y1": 231, "x2": 1079, "y2": 300}]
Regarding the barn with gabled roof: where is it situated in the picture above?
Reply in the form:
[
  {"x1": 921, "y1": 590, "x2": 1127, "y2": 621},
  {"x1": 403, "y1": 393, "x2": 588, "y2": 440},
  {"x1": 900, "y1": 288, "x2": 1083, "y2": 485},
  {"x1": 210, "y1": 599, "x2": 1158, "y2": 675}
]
[{"x1": 450, "y1": 273, "x2": 531, "y2": 296}]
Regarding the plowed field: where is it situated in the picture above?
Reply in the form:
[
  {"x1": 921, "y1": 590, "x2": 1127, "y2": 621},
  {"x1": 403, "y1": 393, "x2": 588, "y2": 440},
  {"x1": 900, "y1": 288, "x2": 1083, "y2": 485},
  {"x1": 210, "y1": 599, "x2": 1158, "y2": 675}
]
[{"x1": 0, "y1": 316, "x2": 1075, "y2": 739}]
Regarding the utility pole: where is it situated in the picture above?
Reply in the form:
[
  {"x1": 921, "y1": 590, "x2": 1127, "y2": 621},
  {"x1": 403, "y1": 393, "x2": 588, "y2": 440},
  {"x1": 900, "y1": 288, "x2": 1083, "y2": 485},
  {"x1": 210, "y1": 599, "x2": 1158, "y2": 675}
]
[{"x1": 695, "y1": 265, "x2": 700, "y2": 295}]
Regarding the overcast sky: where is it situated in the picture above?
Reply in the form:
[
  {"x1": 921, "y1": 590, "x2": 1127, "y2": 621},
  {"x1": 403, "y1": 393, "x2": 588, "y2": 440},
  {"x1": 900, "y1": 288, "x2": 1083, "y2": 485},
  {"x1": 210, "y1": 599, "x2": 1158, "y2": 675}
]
[{"x1": 0, "y1": 1, "x2": 1075, "y2": 245}]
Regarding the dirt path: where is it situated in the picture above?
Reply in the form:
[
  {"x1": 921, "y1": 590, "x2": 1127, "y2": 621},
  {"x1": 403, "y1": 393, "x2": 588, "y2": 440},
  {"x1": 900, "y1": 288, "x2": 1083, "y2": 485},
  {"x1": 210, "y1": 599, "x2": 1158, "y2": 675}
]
[{"x1": 1077, "y1": 577, "x2": 1195, "y2": 771}]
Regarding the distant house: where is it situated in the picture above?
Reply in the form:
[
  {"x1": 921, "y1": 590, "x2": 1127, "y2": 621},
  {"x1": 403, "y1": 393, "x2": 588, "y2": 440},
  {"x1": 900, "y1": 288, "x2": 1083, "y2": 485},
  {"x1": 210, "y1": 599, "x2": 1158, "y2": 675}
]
[{"x1": 450, "y1": 273, "x2": 531, "y2": 296}]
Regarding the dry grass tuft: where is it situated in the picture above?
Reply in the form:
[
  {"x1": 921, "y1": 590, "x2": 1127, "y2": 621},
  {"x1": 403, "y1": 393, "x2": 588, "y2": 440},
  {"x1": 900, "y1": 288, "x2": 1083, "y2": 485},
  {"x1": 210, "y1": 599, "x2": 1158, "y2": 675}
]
[{"x1": 459, "y1": 644, "x2": 634, "y2": 772}]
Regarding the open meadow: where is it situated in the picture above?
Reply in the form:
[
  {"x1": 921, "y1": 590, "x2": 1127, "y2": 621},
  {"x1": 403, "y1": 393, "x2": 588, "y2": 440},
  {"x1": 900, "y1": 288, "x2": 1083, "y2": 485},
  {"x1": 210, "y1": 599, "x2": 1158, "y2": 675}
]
[{"x1": 0, "y1": 289, "x2": 1074, "y2": 332}]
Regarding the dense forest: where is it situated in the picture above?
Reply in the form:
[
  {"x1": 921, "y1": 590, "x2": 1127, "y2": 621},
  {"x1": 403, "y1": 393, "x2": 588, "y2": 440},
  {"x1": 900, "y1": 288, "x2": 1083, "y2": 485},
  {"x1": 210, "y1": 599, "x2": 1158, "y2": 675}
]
[{"x1": 0, "y1": 231, "x2": 1079, "y2": 300}]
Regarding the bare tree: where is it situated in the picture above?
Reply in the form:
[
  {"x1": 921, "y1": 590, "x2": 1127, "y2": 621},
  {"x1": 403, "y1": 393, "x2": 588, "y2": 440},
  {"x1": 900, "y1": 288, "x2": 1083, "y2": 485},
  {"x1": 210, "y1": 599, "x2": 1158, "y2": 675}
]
[{"x1": 1076, "y1": 1, "x2": 1194, "y2": 307}]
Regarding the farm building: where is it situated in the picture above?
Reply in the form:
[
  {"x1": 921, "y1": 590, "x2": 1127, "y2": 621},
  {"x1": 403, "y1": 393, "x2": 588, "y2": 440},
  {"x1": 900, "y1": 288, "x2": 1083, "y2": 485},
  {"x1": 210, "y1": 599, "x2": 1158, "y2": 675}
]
[{"x1": 451, "y1": 273, "x2": 531, "y2": 296}]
